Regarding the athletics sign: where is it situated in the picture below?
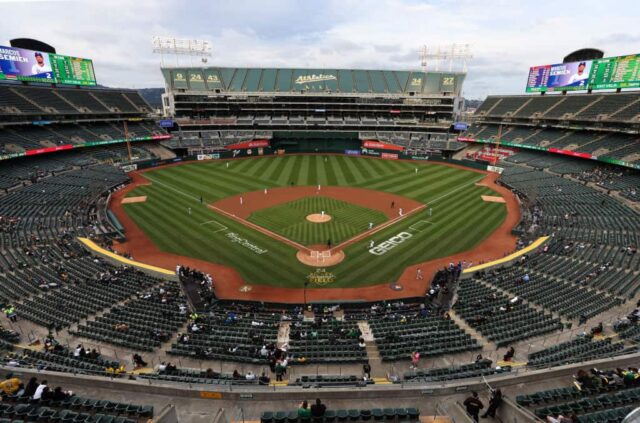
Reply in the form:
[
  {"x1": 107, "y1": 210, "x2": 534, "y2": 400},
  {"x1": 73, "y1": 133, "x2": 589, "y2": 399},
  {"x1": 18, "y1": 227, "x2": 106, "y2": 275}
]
[
  {"x1": 306, "y1": 268, "x2": 336, "y2": 286},
  {"x1": 369, "y1": 232, "x2": 413, "y2": 256}
]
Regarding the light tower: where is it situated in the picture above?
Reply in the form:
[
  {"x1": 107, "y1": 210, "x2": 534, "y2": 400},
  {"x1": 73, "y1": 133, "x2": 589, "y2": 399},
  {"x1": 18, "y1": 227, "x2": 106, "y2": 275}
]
[
  {"x1": 420, "y1": 44, "x2": 473, "y2": 72},
  {"x1": 151, "y1": 36, "x2": 212, "y2": 67}
]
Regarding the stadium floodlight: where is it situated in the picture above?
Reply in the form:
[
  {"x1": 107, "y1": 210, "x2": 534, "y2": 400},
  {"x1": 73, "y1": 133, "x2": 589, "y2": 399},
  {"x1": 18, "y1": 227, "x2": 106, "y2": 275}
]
[
  {"x1": 420, "y1": 44, "x2": 472, "y2": 72},
  {"x1": 152, "y1": 36, "x2": 212, "y2": 67}
]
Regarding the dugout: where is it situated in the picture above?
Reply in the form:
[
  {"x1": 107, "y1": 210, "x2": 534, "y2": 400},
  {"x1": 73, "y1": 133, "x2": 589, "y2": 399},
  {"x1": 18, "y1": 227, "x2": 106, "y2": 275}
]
[{"x1": 271, "y1": 131, "x2": 361, "y2": 153}]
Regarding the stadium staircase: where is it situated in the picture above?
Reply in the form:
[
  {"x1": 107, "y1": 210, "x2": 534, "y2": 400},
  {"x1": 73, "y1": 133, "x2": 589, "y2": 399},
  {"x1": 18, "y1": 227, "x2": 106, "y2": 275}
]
[
  {"x1": 446, "y1": 310, "x2": 491, "y2": 347},
  {"x1": 511, "y1": 97, "x2": 533, "y2": 116},
  {"x1": 277, "y1": 321, "x2": 290, "y2": 348}
]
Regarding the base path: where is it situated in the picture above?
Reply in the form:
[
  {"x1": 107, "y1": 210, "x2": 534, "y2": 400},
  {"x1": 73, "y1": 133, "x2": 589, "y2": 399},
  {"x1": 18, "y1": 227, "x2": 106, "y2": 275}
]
[{"x1": 107, "y1": 161, "x2": 520, "y2": 303}]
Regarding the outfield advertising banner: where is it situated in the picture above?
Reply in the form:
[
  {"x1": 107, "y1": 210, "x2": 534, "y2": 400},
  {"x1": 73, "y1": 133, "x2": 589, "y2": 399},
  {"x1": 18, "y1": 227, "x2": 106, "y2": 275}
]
[
  {"x1": 197, "y1": 154, "x2": 221, "y2": 161},
  {"x1": 381, "y1": 152, "x2": 399, "y2": 160},
  {"x1": 344, "y1": 149, "x2": 361, "y2": 155},
  {"x1": 362, "y1": 140, "x2": 405, "y2": 151},
  {"x1": 0, "y1": 45, "x2": 97, "y2": 85},
  {"x1": 225, "y1": 140, "x2": 270, "y2": 150}
]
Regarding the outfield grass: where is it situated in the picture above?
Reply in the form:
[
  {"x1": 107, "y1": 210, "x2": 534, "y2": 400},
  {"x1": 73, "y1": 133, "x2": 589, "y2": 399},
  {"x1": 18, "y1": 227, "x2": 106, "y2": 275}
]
[
  {"x1": 122, "y1": 155, "x2": 507, "y2": 288},
  {"x1": 247, "y1": 196, "x2": 388, "y2": 245}
]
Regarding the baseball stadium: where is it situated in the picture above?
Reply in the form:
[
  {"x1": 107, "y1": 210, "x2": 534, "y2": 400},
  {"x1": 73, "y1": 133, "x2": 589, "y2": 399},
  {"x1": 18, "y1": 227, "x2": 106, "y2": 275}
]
[{"x1": 0, "y1": 3, "x2": 640, "y2": 423}]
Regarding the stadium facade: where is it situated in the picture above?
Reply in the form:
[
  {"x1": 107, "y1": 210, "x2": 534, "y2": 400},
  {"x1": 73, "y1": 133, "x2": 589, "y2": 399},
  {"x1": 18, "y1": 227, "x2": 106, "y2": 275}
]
[{"x1": 160, "y1": 66, "x2": 467, "y2": 156}]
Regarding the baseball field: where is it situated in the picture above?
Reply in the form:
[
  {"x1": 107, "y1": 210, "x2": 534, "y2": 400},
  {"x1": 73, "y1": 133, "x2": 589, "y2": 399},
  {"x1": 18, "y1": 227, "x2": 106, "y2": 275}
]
[{"x1": 114, "y1": 155, "x2": 510, "y2": 291}]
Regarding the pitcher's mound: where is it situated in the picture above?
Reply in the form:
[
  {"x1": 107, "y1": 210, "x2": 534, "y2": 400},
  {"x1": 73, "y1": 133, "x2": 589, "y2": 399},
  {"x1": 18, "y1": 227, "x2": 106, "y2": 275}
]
[
  {"x1": 306, "y1": 213, "x2": 332, "y2": 223},
  {"x1": 297, "y1": 249, "x2": 345, "y2": 267}
]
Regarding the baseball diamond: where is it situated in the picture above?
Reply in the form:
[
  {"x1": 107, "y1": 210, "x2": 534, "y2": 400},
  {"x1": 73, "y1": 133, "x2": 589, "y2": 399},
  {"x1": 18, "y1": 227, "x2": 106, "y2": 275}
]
[{"x1": 112, "y1": 154, "x2": 513, "y2": 297}]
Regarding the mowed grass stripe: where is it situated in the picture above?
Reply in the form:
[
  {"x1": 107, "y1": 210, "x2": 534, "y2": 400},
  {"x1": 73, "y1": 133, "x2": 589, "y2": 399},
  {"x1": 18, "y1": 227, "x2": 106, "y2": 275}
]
[
  {"x1": 260, "y1": 156, "x2": 286, "y2": 181},
  {"x1": 364, "y1": 164, "x2": 453, "y2": 191},
  {"x1": 327, "y1": 156, "x2": 348, "y2": 185},
  {"x1": 342, "y1": 156, "x2": 367, "y2": 185},
  {"x1": 341, "y1": 156, "x2": 365, "y2": 184},
  {"x1": 298, "y1": 155, "x2": 311, "y2": 186},
  {"x1": 246, "y1": 156, "x2": 277, "y2": 178},
  {"x1": 274, "y1": 155, "x2": 298, "y2": 185},
  {"x1": 288, "y1": 155, "x2": 304, "y2": 185},
  {"x1": 314, "y1": 156, "x2": 329, "y2": 186},
  {"x1": 350, "y1": 155, "x2": 374, "y2": 180}
]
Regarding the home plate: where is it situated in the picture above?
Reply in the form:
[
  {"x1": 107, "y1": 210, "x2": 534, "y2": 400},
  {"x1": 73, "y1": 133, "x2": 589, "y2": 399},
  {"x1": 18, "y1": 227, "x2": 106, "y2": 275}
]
[
  {"x1": 482, "y1": 195, "x2": 505, "y2": 203},
  {"x1": 121, "y1": 196, "x2": 147, "y2": 204}
]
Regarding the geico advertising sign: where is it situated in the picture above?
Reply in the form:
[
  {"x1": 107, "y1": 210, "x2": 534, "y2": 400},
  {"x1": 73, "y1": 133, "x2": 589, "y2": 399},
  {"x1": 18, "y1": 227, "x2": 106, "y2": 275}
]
[{"x1": 369, "y1": 232, "x2": 413, "y2": 256}]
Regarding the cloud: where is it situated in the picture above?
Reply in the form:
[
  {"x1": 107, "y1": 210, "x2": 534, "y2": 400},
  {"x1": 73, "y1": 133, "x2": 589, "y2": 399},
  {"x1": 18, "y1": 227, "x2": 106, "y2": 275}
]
[{"x1": 0, "y1": 0, "x2": 638, "y2": 97}]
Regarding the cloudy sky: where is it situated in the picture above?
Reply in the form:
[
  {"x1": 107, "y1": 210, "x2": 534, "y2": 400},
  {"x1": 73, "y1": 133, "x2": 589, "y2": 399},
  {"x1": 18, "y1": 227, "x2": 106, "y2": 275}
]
[{"x1": 2, "y1": 0, "x2": 639, "y2": 98}]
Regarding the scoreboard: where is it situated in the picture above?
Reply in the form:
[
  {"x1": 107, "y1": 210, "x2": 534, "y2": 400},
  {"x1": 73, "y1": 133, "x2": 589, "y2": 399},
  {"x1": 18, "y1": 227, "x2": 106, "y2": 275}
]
[
  {"x1": 589, "y1": 55, "x2": 640, "y2": 90},
  {"x1": 50, "y1": 54, "x2": 97, "y2": 86}
]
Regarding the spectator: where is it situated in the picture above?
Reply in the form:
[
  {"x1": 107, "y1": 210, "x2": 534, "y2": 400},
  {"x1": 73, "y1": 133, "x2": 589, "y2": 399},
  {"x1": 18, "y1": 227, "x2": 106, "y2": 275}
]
[
  {"x1": 23, "y1": 377, "x2": 38, "y2": 398},
  {"x1": 310, "y1": 398, "x2": 326, "y2": 419},
  {"x1": 258, "y1": 372, "x2": 271, "y2": 385},
  {"x1": 410, "y1": 351, "x2": 420, "y2": 369},
  {"x1": 33, "y1": 380, "x2": 48, "y2": 400},
  {"x1": 132, "y1": 353, "x2": 147, "y2": 369},
  {"x1": 298, "y1": 400, "x2": 312, "y2": 418},
  {"x1": 463, "y1": 391, "x2": 484, "y2": 422},
  {"x1": 481, "y1": 389, "x2": 502, "y2": 418},
  {"x1": 3, "y1": 304, "x2": 17, "y2": 322},
  {"x1": 50, "y1": 386, "x2": 72, "y2": 401},
  {"x1": 0, "y1": 373, "x2": 22, "y2": 395},
  {"x1": 503, "y1": 346, "x2": 515, "y2": 362},
  {"x1": 363, "y1": 363, "x2": 372, "y2": 379}
]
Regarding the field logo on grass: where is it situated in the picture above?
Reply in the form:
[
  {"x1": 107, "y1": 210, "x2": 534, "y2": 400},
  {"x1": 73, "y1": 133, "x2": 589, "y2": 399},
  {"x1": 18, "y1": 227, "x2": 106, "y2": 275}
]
[
  {"x1": 306, "y1": 268, "x2": 336, "y2": 286},
  {"x1": 369, "y1": 232, "x2": 413, "y2": 256},
  {"x1": 225, "y1": 232, "x2": 268, "y2": 255}
]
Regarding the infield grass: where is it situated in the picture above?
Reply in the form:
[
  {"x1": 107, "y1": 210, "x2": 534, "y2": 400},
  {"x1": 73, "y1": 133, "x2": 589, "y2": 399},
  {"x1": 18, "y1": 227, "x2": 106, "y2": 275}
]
[{"x1": 247, "y1": 196, "x2": 388, "y2": 245}]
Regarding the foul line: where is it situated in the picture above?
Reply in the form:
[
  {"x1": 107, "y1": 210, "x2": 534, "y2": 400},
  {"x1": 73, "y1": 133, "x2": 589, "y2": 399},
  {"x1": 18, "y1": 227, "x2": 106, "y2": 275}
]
[
  {"x1": 331, "y1": 204, "x2": 426, "y2": 252},
  {"x1": 200, "y1": 219, "x2": 228, "y2": 233},
  {"x1": 207, "y1": 204, "x2": 312, "y2": 254},
  {"x1": 143, "y1": 174, "x2": 201, "y2": 202},
  {"x1": 425, "y1": 174, "x2": 487, "y2": 207}
]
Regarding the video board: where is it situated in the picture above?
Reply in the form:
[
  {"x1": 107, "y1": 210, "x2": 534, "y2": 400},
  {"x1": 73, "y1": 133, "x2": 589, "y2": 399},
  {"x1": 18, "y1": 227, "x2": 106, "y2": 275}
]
[
  {"x1": 0, "y1": 45, "x2": 97, "y2": 86},
  {"x1": 526, "y1": 61, "x2": 592, "y2": 92},
  {"x1": 526, "y1": 53, "x2": 639, "y2": 92}
]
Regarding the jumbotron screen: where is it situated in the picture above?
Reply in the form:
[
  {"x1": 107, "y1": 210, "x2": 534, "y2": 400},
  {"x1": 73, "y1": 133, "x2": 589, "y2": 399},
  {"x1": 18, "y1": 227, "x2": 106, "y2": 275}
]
[
  {"x1": 526, "y1": 53, "x2": 639, "y2": 92},
  {"x1": 0, "y1": 45, "x2": 97, "y2": 86}
]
